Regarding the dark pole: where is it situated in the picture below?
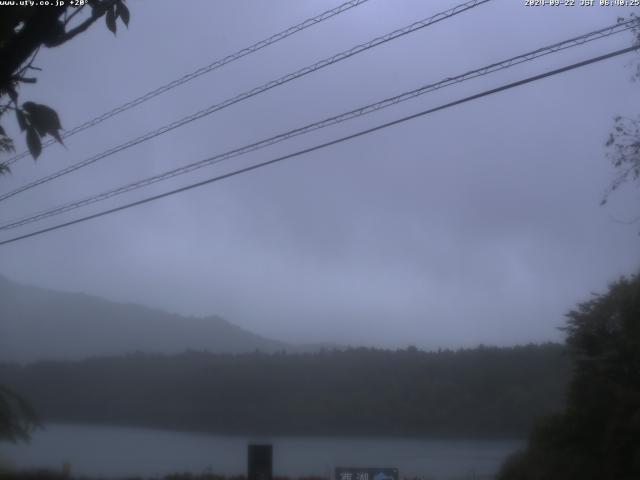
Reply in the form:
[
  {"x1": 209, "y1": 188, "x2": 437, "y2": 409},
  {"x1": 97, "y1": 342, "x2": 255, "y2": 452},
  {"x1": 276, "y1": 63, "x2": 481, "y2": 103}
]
[{"x1": 248, "y1": 444, "x2": 273, "y2": 480}]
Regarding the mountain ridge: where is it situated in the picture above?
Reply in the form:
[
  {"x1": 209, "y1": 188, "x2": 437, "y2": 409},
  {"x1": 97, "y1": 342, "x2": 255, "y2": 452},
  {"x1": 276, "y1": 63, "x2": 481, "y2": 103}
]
[{"x1": 0, "y1": 274, "x2": 298, "y2": 363}]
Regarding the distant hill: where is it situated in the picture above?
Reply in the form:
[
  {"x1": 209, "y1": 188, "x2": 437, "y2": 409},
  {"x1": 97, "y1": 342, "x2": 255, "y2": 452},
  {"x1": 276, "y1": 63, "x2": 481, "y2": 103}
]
[{"x1": 0, "y1": 275, "x2": 293, "y2": 363}]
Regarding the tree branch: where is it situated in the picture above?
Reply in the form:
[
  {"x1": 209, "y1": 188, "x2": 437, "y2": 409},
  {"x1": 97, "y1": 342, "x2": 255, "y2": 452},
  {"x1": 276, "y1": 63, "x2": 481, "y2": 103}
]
[
  {"x1": 46, "y1": 1, "x2": 116, "y2": 47},
  {"x1": 0, "y1": 7, "x2": 64, "y2": 89},
  {"x1": 63, "y1": 5, "x2": 85, "y2": 27},
  {"x1": 14, "y1": 46, "x2": 40, "y2": 78}
]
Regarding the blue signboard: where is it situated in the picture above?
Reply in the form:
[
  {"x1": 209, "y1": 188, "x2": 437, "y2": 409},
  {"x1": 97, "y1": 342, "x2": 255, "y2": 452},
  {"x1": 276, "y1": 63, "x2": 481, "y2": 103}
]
[{"x1": 335, "y1": 467, "x2": 399, "y2": 480}]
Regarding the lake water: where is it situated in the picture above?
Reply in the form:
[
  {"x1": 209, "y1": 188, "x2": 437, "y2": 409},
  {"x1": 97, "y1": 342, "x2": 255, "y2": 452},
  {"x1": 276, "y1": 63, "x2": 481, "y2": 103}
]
[{"x1": 0, "y1": 424, "x2": 522, "y2": 480}]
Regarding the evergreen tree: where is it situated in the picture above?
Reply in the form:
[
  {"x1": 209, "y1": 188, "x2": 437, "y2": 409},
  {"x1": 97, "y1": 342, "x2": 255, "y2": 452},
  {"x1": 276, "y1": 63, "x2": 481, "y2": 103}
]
[{"x1": 498, "y1": 273, "x2": 640, "y2": 480}]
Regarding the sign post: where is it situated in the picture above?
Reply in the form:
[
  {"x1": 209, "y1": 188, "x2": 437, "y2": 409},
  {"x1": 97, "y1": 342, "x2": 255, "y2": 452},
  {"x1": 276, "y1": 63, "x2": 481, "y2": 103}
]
[{"x1": 335, "y1": 467, "x2": 399, "y2": 480}]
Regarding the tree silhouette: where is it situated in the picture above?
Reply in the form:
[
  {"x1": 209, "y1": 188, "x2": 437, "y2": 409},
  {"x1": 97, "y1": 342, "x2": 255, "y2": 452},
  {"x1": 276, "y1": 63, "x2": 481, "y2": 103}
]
[
  {"x1": 498, "y1": 273, "x2": 640, "y2": 480},
  {"x1": 0, "y1": 386, "x2": 39, "y2": 443},
  {"x1": 0, "y1": 0, "x2": 130, "y2": 171}
]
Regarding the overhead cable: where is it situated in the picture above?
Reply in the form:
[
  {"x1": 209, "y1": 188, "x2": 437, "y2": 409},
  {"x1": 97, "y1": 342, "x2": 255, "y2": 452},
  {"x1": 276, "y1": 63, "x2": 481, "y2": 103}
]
[
  {"x1": 3, "y1": 0, "x2": 373, "y2": 166},
  {"x1": 1, "y1": 19, "x2": 635, "y2": 232},
  {"x1": 0, "y1": 44, "x2": 636, "y2": 247},
  {"x1": 0, "y1": 0, "x2": 491, "y2": 202}
]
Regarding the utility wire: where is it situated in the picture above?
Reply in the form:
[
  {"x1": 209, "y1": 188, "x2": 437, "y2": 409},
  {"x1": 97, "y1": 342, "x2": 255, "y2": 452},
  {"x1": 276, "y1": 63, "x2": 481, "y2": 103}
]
[
  {"x1": 3, "y1": 0, "x2": 373, "y2": 167},
  {"x1": 1, "y1": 19, "x2": 635, "y2": 232},
  {"x1": 0, "y1": 45, "x2": 636, "y2": 247},
  {"x1": 0, "y1": 0, "x2": 491, "y2": 203}
]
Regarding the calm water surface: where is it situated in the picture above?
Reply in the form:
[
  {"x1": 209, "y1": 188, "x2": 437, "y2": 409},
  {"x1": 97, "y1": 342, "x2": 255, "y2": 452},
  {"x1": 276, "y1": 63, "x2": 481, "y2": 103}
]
[{"x1": 0, "y1": 424, "x2": 522, "y2": 480}]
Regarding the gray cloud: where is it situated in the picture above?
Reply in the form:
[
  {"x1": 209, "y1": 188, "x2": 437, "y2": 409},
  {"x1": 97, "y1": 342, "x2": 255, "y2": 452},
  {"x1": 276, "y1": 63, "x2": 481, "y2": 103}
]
[{"x1": 1, "y1": 0, "x2": 639, "y2": 350}]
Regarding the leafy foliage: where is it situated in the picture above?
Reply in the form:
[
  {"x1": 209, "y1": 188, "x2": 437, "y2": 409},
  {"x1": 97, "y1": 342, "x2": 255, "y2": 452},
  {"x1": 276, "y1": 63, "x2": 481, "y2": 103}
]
[
  {"x1": 16, "y1": 101, "x2": 64, "y2": 159},
  {"x1": 116, "y1": 1, "x2": 130, "y2": 28},
  {"x1": 0, "y1": 344, "x2": 569, "y2": 438},
  {"x1": 603, "y1": 115, "x2": 640, "y2": 205},
  {"x1": 0, "y1": 0, "x2": 130, "y2": 168},
  {"x1": 0, "y1": 124, "x2": 13, "y2": 174},
  {"x1": 602, "y1": 15, "x2": 640, "y2": 205},
  {"x1": 497, "y1": 273, "x2": 640, "y2": 480},
  {"x1": 0, "y1": 385, "x2": 40, "y2": 443}
]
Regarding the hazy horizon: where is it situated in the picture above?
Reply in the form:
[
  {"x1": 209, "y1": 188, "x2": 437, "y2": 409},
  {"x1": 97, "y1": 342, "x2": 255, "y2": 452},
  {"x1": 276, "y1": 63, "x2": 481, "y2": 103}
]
[{"x1": 0, "y1": 272, "x2": 566, "y2": 354}]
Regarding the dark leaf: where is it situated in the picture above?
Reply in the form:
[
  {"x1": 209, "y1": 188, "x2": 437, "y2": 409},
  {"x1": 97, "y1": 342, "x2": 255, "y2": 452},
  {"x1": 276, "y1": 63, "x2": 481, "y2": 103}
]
[
  {"x1": 22, "y1": 102, "x2": 63, "y2": 143},
  {"x1": 0, "y1": 125, "x2": 5, "y2": 136},
  {"x1": 106, "y1": 6, "x2": 117, "y2": 34},
  {"x1": 116, "y1": 0, "x2": 130, "y2": 27},
  {"x1": 23, "y1": 103, "x2": 47, "y2": 137},
  {"x1": 49, "y1": 128, "x2": 64, "y2": 145},
  {"x1": 26, "y1": 126, "x2": 42, "y2": 159},
  {"x1": 16, "y1": 109, "x2": 27, "y2": 131},
  {"x1": 606, "y1": 134, "x2": 614, "y2": 147},
  {"x1": 0, "y1": 133, "x2": 14, "y2": 154}
]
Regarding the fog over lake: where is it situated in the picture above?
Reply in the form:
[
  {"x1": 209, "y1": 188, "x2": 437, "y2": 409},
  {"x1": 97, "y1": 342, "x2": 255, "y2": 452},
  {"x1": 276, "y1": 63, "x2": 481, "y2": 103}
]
[{"x1": 1, "y1": 424, "x2": 522, "y2": 480}]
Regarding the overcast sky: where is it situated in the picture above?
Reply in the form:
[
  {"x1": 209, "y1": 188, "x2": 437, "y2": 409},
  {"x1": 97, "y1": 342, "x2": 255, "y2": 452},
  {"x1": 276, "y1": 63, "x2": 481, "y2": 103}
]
[{"x1": 1, "y1": 0, "x2": 639, "y2": 349}]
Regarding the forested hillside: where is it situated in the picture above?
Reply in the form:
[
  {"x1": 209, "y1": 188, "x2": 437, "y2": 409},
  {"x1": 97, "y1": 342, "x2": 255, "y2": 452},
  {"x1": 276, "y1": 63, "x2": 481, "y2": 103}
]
[{"x1": 0, "y1": 344, "x2": 569, "y2": 438}]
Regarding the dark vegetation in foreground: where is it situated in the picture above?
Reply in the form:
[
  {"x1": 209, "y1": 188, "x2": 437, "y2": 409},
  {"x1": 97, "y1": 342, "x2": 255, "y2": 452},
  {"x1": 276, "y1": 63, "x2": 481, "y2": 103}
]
[
  {"x1": 0, "y1": 343, "x2": 567, "y2": 438},
  {"x1": 0, "y1": 472, "x2": 324, "y2": 480},
  {"x1": 498, "y1": 273, "x2": 640, "y2": 480}
]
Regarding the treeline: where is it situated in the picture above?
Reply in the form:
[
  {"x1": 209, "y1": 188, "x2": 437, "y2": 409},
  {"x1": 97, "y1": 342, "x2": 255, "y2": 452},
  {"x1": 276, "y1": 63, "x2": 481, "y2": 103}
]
[{"x1": 0, "y1": 344, "x2": 568, "y2": 437}]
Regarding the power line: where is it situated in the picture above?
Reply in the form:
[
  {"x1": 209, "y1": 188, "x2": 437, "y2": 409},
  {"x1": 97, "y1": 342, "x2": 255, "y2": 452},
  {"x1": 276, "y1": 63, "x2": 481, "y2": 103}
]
[
  {"x1": 0, "y1": 45, "x2": 636, "y2": 247},
  {"x1": 0, "y1": 0, "x2": 491, "y2": 203},
  {"x1": 3, "y1": 0, "x2": 373, "y2": 167},
  {"x1": 1, "y1": 19, "x2": 635, "y2": 232}
]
